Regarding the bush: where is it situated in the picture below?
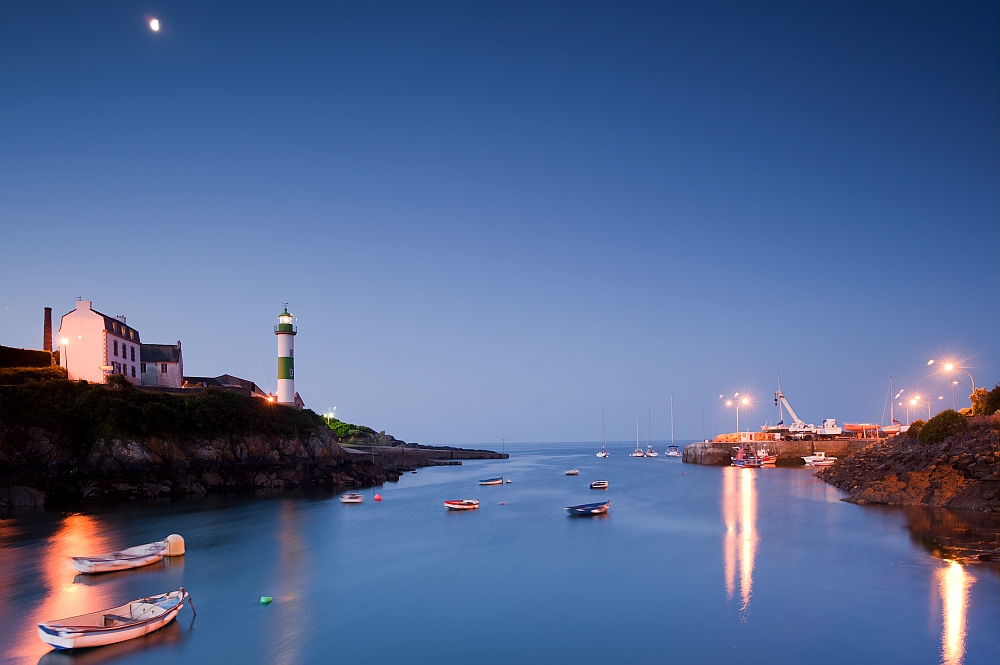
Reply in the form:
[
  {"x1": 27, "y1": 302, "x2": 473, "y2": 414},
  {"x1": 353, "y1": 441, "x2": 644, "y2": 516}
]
[
  {"x1": 917, "y1": 410, "x2": 968, "y2": 445},
  {"x1": 0, "y1": 345, "x2": 54, "y2": 368},
  {"x1": 0, "y1": 366, "x2": 68, "y2": 385},
  {"x1": 906, "y1": 420, "x2": 925, "y2": 439}
]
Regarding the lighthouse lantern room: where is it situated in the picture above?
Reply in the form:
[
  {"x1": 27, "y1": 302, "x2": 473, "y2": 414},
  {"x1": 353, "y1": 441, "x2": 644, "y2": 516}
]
[{"x1": 275, "y1": 305, "x2": 297, "y2": 404}]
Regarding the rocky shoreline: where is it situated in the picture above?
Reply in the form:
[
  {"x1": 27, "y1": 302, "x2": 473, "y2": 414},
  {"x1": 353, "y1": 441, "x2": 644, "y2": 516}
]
[
  {"x1": 0, "y1": 424, "x2": 505, "y2": 509},
  {"x1": 815, "y1": 416, "x2": 998, "y2": 513}
]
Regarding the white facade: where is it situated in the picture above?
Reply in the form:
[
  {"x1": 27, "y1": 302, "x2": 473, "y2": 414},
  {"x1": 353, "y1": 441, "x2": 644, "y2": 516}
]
[{"x1": 57, "y1": 301, "x2": 142, "y2": 384}]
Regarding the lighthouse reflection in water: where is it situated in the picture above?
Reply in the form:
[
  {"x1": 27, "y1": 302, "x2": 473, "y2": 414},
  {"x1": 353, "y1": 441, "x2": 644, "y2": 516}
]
[{"x1": 722, "y1": 466, "x2": 757, "y2": 622}]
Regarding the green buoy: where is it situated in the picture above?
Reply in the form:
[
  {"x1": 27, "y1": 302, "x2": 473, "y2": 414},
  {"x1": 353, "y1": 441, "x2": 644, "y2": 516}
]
[{"x1": 260, "y1": 596, "x2": 272, "y2": 605}]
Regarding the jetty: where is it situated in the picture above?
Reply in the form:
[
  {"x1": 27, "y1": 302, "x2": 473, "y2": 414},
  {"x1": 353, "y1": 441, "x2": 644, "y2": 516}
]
[{"x1": 682, "y1": 437, "x2": 877, "y2": 465}]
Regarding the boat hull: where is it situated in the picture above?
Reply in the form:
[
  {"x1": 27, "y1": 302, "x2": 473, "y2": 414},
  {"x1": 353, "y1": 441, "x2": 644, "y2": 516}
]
[
  {"x1": 444, "y1": 500, "x2": 480, "y2": 510},
  {"x1": 71, "y1": 542, "x2": 167, "y2": 574},
  {"x1": 566, "y1": 501, "x2": 610, "y2": 515},
  {"x1": 478, "y1": 478, "x2": 503, "y2": 486},
  {"x1": 38, "y1": 590, "x2": 186, "y2": 650}
]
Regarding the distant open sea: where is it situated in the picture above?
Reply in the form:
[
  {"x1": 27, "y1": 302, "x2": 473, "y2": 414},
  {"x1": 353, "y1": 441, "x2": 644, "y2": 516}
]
[{"x1": 2, "y1": 442, "x2": 997, "y2": 665}]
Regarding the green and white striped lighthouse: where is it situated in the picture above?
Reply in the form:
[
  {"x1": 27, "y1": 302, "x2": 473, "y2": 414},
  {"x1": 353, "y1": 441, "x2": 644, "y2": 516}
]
[{"x1": 275, "y1": 305, "x2": 297, "y2": 404}]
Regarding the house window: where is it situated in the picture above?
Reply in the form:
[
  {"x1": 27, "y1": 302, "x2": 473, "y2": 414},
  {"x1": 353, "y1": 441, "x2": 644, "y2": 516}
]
[
  {"x1": 141, "y1": 363, "x2": 146, "y2": 373},
  {"x1": 131, "y1": 347, "x2": 135, "y2": 362},
  {"x1": 113, "y1": 340, "x2": 118, "y2": 356},
  {"x1": 131, "y1": 366, "x2": 135, "y2": 377},
  {"x1": 161, "y1": 363, "x2": 167, "y2": 373}
]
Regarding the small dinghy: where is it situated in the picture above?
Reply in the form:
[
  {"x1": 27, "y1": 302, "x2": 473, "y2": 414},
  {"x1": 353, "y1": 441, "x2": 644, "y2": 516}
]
[
  {"x1": 340, "y1": 493, "x2": 364, "y2": 504},
  {"x1": 37, "y1": 588, "x2": 193, "y2": 651},
  {"x1": 505, "y1": 478, "x2": 512, "y2": 483},
  {"x1": 566, "y1": 501, "x2": 610, "y2": 516},
  {"x1": 590, "y1": 480, "x2": 609, "y2": 490},
  {"x1": 444, "y1": 499, "x2": 480, "y2": 511},
  {"x1": 479, "y1": 477, "x2": 504, "y2": 486},
  {"x1": 71, "y1": 535, "x2": 184, "y2": 575},
  {"x1": 565, "y1": 469, "x2": 579, "y2": 476}
]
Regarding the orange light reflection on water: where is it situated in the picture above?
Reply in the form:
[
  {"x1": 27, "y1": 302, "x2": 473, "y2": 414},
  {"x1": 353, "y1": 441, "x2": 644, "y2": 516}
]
[
  {"x1": 3, "y1": 513, "x2": 113, "y2": 664},
  {"x1": 721, "y1": 466, "x2": 758, "y2": 623},
  {"x1": 939, "y1": 561, "x2": 973, "y2": 665}
]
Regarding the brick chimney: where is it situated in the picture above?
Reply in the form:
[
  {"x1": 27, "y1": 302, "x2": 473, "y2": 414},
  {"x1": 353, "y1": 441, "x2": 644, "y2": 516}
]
[{"x1": 43, "y1": 307, "x2": 52, "y2": 351}]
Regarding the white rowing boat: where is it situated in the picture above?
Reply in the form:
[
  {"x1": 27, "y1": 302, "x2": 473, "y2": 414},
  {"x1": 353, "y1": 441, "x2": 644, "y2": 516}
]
[
  {"x1": 71, "y1": 535, "x2": 184, "y2": 574},
  {"x1": 38, "y1": 588, "x2": 192, "y2": 651},
  {"x1": 340, "y1": 493, "x2": 364, "y2": 504}
]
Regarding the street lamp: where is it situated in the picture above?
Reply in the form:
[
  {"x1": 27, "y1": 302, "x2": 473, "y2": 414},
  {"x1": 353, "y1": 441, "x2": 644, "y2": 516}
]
[
  {"x1": 726, "y1": 396, "x2": 750, "y2": 433},
  {"x1": 59, "y1": 337, "x2": 69, "y2": 375},
  {"x1": 928, "y1": 360, "x2": 976, "y2": 399}
]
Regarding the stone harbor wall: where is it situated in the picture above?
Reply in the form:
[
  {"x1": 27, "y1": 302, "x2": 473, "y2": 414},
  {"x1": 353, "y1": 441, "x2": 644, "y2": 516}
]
[{"x1": 682, "y1": 438, "x2": 874, "y2": 465}]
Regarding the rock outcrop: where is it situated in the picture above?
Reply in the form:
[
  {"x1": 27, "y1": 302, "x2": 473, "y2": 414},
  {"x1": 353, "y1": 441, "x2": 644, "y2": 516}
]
[
  {"x1": 0, "y1": 424, "x2": 504, "y2": 508},
  {"x1": 816, "y1": 416, "x2": 999, "y2": 513}
]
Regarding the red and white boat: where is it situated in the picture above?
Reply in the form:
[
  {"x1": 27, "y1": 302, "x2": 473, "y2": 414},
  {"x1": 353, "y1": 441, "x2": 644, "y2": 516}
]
[
  {"x1": 756, "y1": 447, "x2": 778, "y2": 465},
  {"x1": 38, "y1": 589, "x2": 192, "y2": 651},
  {"x1": 444, "y1": 499, "x2": 480, "y2": 511}
]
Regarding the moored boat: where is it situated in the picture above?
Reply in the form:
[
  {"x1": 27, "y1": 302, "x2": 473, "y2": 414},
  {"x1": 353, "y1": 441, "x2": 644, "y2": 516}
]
[
  {"x1": 645, "y1": 445, "x2": 658, "y2": 457},
  {"x1": 479, "y1": 477, "x2": 504, "y2": 486},
  {"x1": 340, "y1": 493, "x2": 364, "y2": 504},
  {"x1": 444, "y1": 499, "x2": 480, "y2": 510},
  {"x1": 756, "y1": 447, "x2": 778, "y2": 465},
  {"x1": 665, "y1": 445, "x2": 681, "y2": 458},
  {"x1": 566, "y1": 501, "x2": 610, "y2": 516},
  {"x1": 590, "y1": 480, "x2": 609, "y2": 490},
  {"x1": 731, "y1": 444, "x2": 763, "y2": 468},
  {"x1": 597, "y1": 412, "x2": 610, "y2": 457},
  {"x1": 71, "y1": 535, "x2": 184, "y2": 574},
  {"x1": 566, "y1": 469, "x2": 579, "y2": 476},
  {"x1": 802, "y1": 452, "x2": 837, "y2": 467},
  {"x1": 37, "y1": 588, "x2": 192, "y2": 651}
]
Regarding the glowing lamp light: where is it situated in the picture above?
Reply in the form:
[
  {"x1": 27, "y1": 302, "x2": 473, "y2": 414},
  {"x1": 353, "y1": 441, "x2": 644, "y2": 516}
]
[
  {"x1": 266, "y1": 395, "x2": 275, "y2": 403},
  {"x1": 149, "y1": 18, "x2": 160, "y2": 31},
  {"x1": 60, "y1": 337, "x2": 69, "y2": 345},
  {"x1": 741, "y1": 398, "x2": 749, "y2": 405},
  {"x1": 910, "y1": 399, "x2": 918, "y2": 406},
  {"x1": 944, "y1": 363, "x2": 954, "y2": 371},
  {"x1": 726, "y1": 400, "x2": 733, "y2": 406}
]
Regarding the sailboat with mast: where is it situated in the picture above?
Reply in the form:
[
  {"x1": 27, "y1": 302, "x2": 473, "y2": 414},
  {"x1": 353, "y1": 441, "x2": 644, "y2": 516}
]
[
  {"x1": 880, "y1": 377, "x2": 906, "y2": 435},
  {"x1": 666, "y1": 394, "x2": 681, "y2": 457},
  {"x1": 630, "y1": 414, "x2": 645, "y2": 457},
  {"x1": 645, "y1": 409, "x2": 658, "y2": 456},
  {"x1": 597, "y1": 412, "x2": 610, "y2": 457}
]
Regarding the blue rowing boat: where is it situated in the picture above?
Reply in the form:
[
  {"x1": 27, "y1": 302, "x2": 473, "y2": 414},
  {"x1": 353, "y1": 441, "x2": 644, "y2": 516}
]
[
  {"x1": 565, "y1": 501, "x2": 610, "y2": 516},
  {"x1": 479, "y1": 477, "x2": 504, "y2": 486}
]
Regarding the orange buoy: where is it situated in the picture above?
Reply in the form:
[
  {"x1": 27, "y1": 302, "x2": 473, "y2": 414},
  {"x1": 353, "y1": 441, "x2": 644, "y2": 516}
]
[
  {"x1": 374, "y1": 494, "x2": 382, "y2": 501},
  {"x1": 500, "y1": 502, "x2": 505, "y2": 505}
]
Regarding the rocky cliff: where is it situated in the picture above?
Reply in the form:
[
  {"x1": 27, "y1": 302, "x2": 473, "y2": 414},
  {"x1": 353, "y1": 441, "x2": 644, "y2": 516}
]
[
  {"x1": 816, "y1": 416, "x2": 998, "y2": 513},
  {"x1": 0, "y1": 380, "x2": 502, "y2": 508}
]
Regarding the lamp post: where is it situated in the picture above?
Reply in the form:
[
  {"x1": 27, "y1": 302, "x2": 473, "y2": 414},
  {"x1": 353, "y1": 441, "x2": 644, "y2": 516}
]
[
  {"x1": 59, "y1": 337, "x2": 69, "y2": 377},
  {"x1": 726, "y1": 396, "x2": 750, "y2": 433},
  {"x1": 928, "y1": 360, "x2": 976, "y2": 405}
]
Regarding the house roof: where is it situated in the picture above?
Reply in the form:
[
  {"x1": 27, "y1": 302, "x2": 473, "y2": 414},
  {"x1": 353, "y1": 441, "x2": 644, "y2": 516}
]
[
  {"x1": 94, "y1": 309, "x2": 140, "y2": 342},
  {"x1": 141, "y1": 343, "x2": 182, "y2": 363},
  {"x1": 182, "y1": 374, "x2": 266, "y2": 397}
]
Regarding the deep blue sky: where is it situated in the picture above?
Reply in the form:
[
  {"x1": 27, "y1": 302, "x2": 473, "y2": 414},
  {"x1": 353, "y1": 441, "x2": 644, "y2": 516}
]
[{"x1": 1, "y1": 1, "x2": 997, "y2": 444}]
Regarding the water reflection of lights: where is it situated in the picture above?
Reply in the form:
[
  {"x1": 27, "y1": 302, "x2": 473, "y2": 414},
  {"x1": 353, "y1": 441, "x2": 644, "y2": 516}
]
[
  {"x1": 3, "y1": 513, "x2": 112, "y2": 663},
  {"x1": 939, "y1": 561, "x2": 974, "y2": 665},
  {"x1": 270, "y1": 501, "x2": 306, "y2": 665},
  {"x1": 722, "y1": 467, "x2": 758, "y2": 622}
]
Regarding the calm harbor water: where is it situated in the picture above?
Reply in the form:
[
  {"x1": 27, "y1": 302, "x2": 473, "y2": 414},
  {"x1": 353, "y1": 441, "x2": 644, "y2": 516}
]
[{"x1": 1, "y1": 442, "x2": 997, "y2": 665}]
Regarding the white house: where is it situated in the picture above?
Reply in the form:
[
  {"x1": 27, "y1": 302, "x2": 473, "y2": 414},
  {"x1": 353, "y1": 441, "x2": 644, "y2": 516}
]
[
  {"x1": 57, "y1": 300, "x2": 142, "y2": 384},
  {"x1": 140, "y1": 342, "x2": 184, "y2": 388}
]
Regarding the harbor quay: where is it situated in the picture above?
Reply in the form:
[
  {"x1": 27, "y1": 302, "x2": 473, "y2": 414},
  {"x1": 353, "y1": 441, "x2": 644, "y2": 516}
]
[{"x1": 683, "y1": 438, "x2": 878, "y2": 465}]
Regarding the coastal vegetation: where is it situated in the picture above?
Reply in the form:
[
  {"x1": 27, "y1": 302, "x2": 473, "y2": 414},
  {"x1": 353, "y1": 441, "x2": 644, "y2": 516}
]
[{"x1": 0, "y1": 376, "x2": 324, "y2": 449}]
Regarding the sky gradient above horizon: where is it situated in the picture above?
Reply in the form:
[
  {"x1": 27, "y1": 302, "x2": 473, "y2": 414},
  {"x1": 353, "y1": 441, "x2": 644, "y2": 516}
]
[{"x1": 1, "y1": 1, "x2": 997, "y2": 444}]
